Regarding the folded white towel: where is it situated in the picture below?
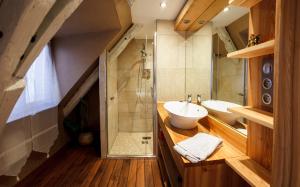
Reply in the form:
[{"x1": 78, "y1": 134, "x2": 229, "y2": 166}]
[{"x1": 173, "y1": 133, "x2": 222, "y2": 163}]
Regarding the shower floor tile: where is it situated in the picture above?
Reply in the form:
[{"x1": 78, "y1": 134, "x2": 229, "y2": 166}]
[{"x1": 109, "y1": 132, "x2": 153, "y2": 156}]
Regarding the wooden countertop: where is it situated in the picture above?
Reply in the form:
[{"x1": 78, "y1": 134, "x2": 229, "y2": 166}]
[
  {"x1": 157, "y1": 103, "x2": 271, "y2": 187},
  {"x1": 157, "y1": 103, "x2": 244, "y2": 168}
]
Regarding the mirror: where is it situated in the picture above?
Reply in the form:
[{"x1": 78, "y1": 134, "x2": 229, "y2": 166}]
[
  {"x1": 210, "y1": 6, "x2": 249, "y2": 135},
  {"x1": 198, "y1": 6, "x2": 249, "y2": 135},
  {"x1": 211, "y1": 6, "x2": 249, "y2": 106},
  {"x1": 155, "y1": 6, "x2": 249, "y2": 135}
]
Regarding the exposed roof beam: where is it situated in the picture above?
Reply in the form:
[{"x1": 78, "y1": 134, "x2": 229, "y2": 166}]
[
  {"x1": 0, "y1": 0, "x2": 55, "y2": 107},
  {"x1": 13, "y1": 0, "x2": 84, "y2": 78}
]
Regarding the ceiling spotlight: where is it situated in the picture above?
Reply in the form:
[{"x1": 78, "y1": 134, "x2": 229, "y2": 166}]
[
  {"x1": 160, "y1": 1, "x2": 167, "y2": 8},
  {"x1": 223, "y1": 7, "x2": 229, "y2": 12}
]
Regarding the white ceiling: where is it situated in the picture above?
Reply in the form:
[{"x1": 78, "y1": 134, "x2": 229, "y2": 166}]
[
  {"x1": 131, "y1": 0, "x2": 186, "y2": 39},
  {"x1": 211, "y1": 5, "x2": 249, "y2": 29}
]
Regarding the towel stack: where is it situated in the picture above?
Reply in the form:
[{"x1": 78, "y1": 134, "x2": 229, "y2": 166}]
[{"x1": 173, "y1": 133, "x2": 222, "y2": 163}]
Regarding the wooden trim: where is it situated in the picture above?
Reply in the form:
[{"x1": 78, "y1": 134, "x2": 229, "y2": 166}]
[
  {"x1": 246, "y1": 0, "x2": 275, "y2": 171},
  {"x1": 225, "y1": 156, "x2": 271, "y2": 187},
  {"x1": 99, "y1": 52, "x2": 108, "y2": 158},
  {"x1": 13, "y1": 0, "x2": 84, "y2": 78},
  {"x1": 175, "y1": 0, "x2": 194, "y2": 29},
  {"x1": 228, "y1": 106, "x2": 273, "y2": 129},
  {"x1": 63, "y1": 66, "x2": 99, "y2": 117},
  {"x1": 227, "y1": 39, "x2": 274, "y2": 58},
  {"x1": 187, "y1": 0, "x2": 228, "y2": 32},
  {"x1": 205, "y1": 115, "x2": 247, "y2": 154},
  {"x1": 272, "y1": 0, "x2": 300, "y2": 186},
  {"x1": 175, "y1": 0, "x2": 215, "y2": 31},
  {"x1": 229, "y1": 0, "x2": 262, "y2": 8}
]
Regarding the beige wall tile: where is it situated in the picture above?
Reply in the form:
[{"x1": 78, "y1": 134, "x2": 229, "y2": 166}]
[
  {"x1": 156, "y1": 21, "x2": 212, "y2": 102},
  {"x1": 214, "y1": 57, "x2": 245, "y2": 105}
]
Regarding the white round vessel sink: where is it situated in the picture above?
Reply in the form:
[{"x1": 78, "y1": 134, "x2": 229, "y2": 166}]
[
  {"x1": 164, "y1": 101, "x2": 208, "y2": 129},
  {"x1": 201, "y1": 100, "x2": 242, "y2": 125}
]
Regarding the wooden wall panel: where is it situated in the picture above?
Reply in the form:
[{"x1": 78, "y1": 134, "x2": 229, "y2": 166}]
[
  {"x1": 183, "y1": 163, "x2": 250, "y2": 187},
  {"x1": 272, "y1": 0, "x2": 300, "y2": 186},
  {"x1": 247, "y1": 0, "x2": 276, "y2": 170}
]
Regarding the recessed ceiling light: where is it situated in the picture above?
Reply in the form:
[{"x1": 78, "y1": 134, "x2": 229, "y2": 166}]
[
  {"x1": 223, "y1": 7, "x2": 229, "y2": 12},
  {"x1": 160, "y1": 1, "x2": 167, "y2": 9}
]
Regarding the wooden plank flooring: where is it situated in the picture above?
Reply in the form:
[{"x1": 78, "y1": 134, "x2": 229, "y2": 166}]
[{"x1": 16, "y1": 146, "x2": 163, "y2": 187}]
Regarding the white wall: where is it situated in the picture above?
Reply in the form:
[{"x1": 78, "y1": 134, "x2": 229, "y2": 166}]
[{"x1": 156, "y1": 20, "x2": 212, "y2": 101}]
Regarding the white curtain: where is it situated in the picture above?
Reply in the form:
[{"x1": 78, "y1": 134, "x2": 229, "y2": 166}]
[{"x1": 7, "y1": 45, "x2": 61, "y2": 123}]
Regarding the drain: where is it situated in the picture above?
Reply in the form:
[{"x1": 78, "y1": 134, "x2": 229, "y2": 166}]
[
  {"x1": 142, "y1": 141, "x2": 149, "y2": 144},
  {"x1": 142, "y1": 136, "x2": 152, "y2": 140}
]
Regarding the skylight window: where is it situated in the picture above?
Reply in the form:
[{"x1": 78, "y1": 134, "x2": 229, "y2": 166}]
[{"x1": 7, "y1": 44, "x2": 61, "y2": 123}]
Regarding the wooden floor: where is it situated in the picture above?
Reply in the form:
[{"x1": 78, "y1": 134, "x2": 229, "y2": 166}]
[{"x1": 16, "y1": 146, "x2": 163, "y2": 187}]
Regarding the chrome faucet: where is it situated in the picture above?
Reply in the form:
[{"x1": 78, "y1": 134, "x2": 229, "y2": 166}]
[
  {"x1": 197, "y1": 94, "x2": 202, "y2": 105},
  {"x1": 187, "y1": 94, "x2": 192, "y2": 103}
]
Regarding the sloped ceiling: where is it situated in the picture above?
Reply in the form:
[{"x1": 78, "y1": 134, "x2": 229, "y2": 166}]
[
  {"x1": 55, "y1": 0, "x2": 121, "y2": 38},
  {"x1": 52, "y1": 0, "x2": 132, "y2": 99}
]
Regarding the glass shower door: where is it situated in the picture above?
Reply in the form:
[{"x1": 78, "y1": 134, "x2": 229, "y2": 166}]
[{"x1": 106, "y1": 37, "x2": 154, "y2": 156}]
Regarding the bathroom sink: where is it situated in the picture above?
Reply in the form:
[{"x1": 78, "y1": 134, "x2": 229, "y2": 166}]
[
  {"x1": 201, "y1": 100, "x2": 242, "y2": 125},
  {"x1": 164, "y1": 101, "x2": 208, "y2": 129}
]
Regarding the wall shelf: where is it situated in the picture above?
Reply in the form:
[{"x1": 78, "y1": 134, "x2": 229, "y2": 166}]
[
  {"x1": 229, "y1": 0, "x2": 263, "y2": 8},
  {"x1": 227, "y1": 39, "x2": 274, "y2": 59},
  {"x1": 228, "y1": 106, "x2": 273, "y2": 129},
  {"x1": 225, "y1": 156, "x2": 271, "y2": 187}
]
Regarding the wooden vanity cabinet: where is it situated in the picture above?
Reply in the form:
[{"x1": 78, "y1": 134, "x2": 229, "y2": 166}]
[
  {"x1": 157, "y1": 125, "x2": 249, "y2": 187},
  {"x1": 156, "y1": 104, "x2": 249, "y2": 187}
]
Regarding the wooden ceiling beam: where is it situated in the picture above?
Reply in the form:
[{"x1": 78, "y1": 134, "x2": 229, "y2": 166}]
[
  {"x1": 229, "y1": 0, "x2": 262, "y2": 8},
  {"x1": 0, "y1": 0, "x2": 84, "y2": 125},
  {"x1": 0, "y1": 0, "x2": 55, "y2": 110}
]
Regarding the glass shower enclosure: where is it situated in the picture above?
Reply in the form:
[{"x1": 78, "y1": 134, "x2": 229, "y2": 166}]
[{"x1": 104, "y1": 27, "x2": 155, "y2": 157}]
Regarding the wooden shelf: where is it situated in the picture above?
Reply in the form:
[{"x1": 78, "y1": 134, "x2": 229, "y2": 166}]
[
  {"x1": 229, "y1": 0, "x2": 262, "y2": 8},
  {"x1": 158, "y1": 140, "x2": 182, "y2": 187},
  {"x1": 227, "y1": 39, "x2": 274, "y2": 59},
  {"x1": 228, "y1": 106, "x2": 273, "y2": 129},
  {"x1": 225, "y1": 156, "x2": 271, "y2": 187}
]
